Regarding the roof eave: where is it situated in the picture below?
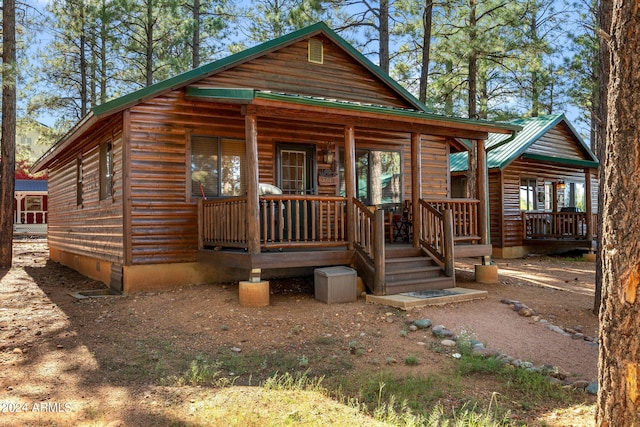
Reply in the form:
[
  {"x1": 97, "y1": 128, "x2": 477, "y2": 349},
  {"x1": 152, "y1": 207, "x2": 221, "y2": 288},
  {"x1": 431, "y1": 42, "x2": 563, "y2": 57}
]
[
  {"x1": 521, "y1": 153, "x2": 599, "y2": 168},
  {"x1": 558, "y1": 115, "x2": 599, "y2": 162},
  {"x1": 494, "y1": 115, "x2": 563, "y2": 169},
  {"x1": 31, "y1": 112, "x2": 98, "y2": 173},
  {"x1": 187, "y1": 87, "x2": 520, "y2": 135},
  {"x1": 253, "y1": 91, "x2": 520, "y2": 134}
]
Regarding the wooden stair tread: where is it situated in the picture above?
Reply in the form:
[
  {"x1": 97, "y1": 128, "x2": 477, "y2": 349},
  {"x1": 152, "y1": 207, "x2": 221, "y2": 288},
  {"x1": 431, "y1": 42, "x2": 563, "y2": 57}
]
[{"x1": 385, "y1": 265, "x2": 441, "y2": 274}]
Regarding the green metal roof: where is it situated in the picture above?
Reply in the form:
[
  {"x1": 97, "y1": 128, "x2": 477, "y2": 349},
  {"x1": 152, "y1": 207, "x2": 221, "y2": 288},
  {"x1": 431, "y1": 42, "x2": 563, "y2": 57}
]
[
  {"x1": 186, "y1": 88, "x2": 522, "y2": 131},
  {"x1": 450, "y1": 114, "x2": 599, "y2": 172}
]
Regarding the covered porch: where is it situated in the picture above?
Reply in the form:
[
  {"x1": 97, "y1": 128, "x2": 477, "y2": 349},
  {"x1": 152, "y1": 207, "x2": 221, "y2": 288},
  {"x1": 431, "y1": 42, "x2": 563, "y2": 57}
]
[
  {"x1": 190, "y1": 89, "x2": 516, "y2": 295},
  {"x1": 522, "y1": 210, "x2": 598, "y2": 250},
  {"x1": 521, "y1": 168, "x2": 598, "y2": 253}
]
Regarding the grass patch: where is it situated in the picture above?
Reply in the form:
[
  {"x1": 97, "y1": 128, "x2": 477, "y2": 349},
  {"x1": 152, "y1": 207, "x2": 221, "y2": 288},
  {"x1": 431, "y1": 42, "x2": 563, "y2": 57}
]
[
  {"x1": 404, "y1": 355, "x2": 419, "y2": 366},
  {"x1": 454, "y1": 352, "x2": 577, "y2": 408},
  {"x1": 330, "y1": 370, "x2": 444, "y2": 416},
  {"x1": 178, "y1": 372, "x2": 510, "y2": 426}
]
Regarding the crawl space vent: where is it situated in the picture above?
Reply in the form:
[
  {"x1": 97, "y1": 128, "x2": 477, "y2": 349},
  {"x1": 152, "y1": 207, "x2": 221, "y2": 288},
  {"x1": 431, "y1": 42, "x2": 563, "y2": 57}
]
[{"x1": 308, "y1": 38, "x2": 323, "y2": 64}]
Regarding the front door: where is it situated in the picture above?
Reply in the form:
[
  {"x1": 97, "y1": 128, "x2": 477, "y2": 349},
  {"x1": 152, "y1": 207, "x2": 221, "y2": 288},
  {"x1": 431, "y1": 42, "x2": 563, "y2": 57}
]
[
  {"x1": 278, "y1": 145, "x2": 315, "y2": 195},
  {"x1": 277, "y1": 144, "x2": 316, "y2": 240}
]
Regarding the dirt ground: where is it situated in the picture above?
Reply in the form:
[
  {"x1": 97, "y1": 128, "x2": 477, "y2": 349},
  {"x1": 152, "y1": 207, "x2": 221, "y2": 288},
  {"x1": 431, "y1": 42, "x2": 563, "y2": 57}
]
[{"x1": 0, "y1": 239, "x2": 598, "y2": 426}]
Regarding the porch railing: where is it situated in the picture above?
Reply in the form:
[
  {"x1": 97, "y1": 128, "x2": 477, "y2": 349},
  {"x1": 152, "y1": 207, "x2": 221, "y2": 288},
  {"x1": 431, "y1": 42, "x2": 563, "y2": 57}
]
[
  {"x1": 426, "y1": 199, "x2": 480, "y2": 243},
  {"x1": 522, "y1": 211, "x2": 597, "y2": 240},
  {"x1": 418, "y1": 200, "x2": 454, "y2": 276},
  {"x1": 200, "y1": 196, "x2": 248, "y2": 248},
  {"x1": 199, "y1": 195, "x2": 348, "y2": 249},
  {"x1": 259, "y1": 195, "x2": 347, "y2": 248},
  {"x1": 353, "y1": 198, "x2": 385, "y2": 295},
  {"x1": 14, "y1": 211, "x2": 48, "y2": 225}
]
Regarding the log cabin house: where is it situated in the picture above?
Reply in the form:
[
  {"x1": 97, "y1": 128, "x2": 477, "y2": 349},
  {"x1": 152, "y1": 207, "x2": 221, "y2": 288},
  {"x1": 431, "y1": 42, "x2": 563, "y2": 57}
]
[
  {"x1": 450, "y1": 114, "x2": 598, "y2": 259},
  {"x1": 32, "y1": 23, "x2": 519, "y2": 295}
]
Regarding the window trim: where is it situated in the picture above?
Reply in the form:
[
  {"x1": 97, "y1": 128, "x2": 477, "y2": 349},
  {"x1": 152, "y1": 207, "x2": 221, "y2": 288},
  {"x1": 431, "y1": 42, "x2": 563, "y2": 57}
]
[
  {"x1": 189, "y1": 135, "x2": 246, "y2": 199},
  {"x1": 519, "y1": 177, "x2": 538, "y2": 211},
  {"x1": 76, "y1": 156, "x2": 83, "y2": 207},
  {"x1": 25, "y1": 195, "x2": 43, "y2": 212}
]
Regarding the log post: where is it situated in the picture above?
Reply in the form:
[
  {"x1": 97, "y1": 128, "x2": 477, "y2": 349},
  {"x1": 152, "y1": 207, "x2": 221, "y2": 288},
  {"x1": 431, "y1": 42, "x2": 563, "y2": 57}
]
[
  {"x1": 585, "y1": 168, "x2": 594, "y2": 243},
  {"x1": 344, "y1": 125, "x2": 356, "y2": 250},
  {"x1": 197, "y1": 198, "x2": 203, "y2": 250},
  {"x1": 245, "y1": 114, "x2": 260, "y2": 255},
  {"x1": 411, "y1": 132, "x2": 421, "y2": 247},
  {"x1": 476, "y1": 138, "x2": 489, "y2": 264},
  {"x1": 443, "y1": 208, "x2": 455, "y2": 279}
]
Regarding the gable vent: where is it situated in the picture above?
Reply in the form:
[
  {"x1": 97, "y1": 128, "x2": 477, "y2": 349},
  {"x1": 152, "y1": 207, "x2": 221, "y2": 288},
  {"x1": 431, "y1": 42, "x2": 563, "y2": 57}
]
[{"x1": 308, "y1": 38, "x2": 323, "y2": 64}]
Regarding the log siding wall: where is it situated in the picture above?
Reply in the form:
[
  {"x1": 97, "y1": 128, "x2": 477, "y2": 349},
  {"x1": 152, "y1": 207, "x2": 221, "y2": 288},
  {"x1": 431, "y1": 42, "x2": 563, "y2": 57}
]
[
  {"x1": 195, "y1": 37, "x2": 413, "y2": 109},
  {"x1": 526, "y1": 123, "x2": 589, "y2": 159},
  {"x1": 47, "y1": 114, "x2": 125, "y2": 263}
]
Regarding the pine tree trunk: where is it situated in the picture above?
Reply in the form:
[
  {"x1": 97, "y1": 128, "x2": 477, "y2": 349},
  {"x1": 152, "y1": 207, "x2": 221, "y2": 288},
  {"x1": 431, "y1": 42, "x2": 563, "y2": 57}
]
[
  {"x1": 145, "y1": 0, "x2": 154, "y2": 87},
  {"x1": 467, "y1": 0, "x2": 477, "y2": 119},
  {"x1": 79, "y1": 2, "x2": 88, "y2": 116},
  {"x1": 0, "y1": 0, "x2": 16, "y2": 269},
  {"x1": 192, "y1": 0, "x2": 201, "y2": 69},
  {"x1": 596, "y1": 1, "x2": 640, "y2": 424},
  {"x1": 418, "y1": 1, "x2": 433, "y2": 104},
  {"x1": 379, "y1": 0, "x2": 389, "y2": 73},
  {"x1": 594, "y1": 0, "x2": 612, "y2": 315}
]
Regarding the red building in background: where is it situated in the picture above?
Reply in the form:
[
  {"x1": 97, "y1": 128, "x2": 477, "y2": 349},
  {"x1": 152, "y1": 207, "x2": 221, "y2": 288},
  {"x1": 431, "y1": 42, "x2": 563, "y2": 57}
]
[{"x1": 14, "y1": 160, "x2": 48, "y2": 235}]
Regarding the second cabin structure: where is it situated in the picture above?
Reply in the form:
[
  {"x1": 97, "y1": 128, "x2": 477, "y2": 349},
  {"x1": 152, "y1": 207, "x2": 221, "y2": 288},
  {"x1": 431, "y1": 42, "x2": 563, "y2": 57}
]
[
  {"x1": 33, "y1": 23, "x2": 518, "y2": 295},
  {"x1": 451, "y1": 114, "x2": 599, "y2": 258}
]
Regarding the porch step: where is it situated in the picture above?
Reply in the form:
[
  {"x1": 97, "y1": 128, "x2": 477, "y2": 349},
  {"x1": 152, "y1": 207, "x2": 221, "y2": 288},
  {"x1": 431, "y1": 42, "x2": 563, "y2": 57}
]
[
  {"x1": 385, "y1": 265, "x2": 442, "y2": 283},
  {"x1": 385, "y1": 246, "x2": 423, "y2": 258},
  {"x1": 384, "y1": 253, "x2": 454, "y2": 295},
  {"x1": 384, "y1": 276, "x2": 455, "y2": 294}
]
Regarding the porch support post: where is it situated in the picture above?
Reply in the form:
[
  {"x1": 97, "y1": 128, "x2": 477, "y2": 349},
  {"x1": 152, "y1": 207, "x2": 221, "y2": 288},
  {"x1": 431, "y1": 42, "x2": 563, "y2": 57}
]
[
  {"x1": 411, "y1": 132, "x2": 421, "y2": 248},
  {"x1": 585, "y1": 168, "x2": 594, "y2": 244},
  {"x1": 245, "y1": 113, "x2": 261, "y2": 255},
  {"x1": 15, "y1": 193, "x2": 24, "y2": 224},
  {"x1": 476, "y1": 138, "x2": 489, "y2": 264},
  {"x1": 344, "y1": 125, "x2": 356, "y2": 250}
]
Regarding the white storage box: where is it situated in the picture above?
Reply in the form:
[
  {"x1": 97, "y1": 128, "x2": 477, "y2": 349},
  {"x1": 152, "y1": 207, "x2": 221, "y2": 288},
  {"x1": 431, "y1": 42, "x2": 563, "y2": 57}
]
[{"x1": 314, "y1": 266, "x2": 357, "y2": 304}]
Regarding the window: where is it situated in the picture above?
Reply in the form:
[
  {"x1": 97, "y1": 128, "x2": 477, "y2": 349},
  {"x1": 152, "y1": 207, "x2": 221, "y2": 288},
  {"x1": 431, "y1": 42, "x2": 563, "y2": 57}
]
[
  {"x1": 76, "y1": 157, "x2": 83, "y2": 206},
  {"x1": 25, "y1": 196, "x2": 42, "y2": 212},
  {"x1": 99, "y1": 142, "x2": 113, "y2": 200},
  {"x1": 564, "y1": 182, "x2": 585, "y2": 211},
  {"x1": 339, "y1": 149, "x2": 401, "y2": 205},
  {"x1": 520, "y1": 177, "x2": 537, "y2": 211},
  {"x1": 543, "y1": 182, "x2": 554, "y2": 211},
  {"x1": 191, "y1": 136, "x2": 246, "y2": 198}
]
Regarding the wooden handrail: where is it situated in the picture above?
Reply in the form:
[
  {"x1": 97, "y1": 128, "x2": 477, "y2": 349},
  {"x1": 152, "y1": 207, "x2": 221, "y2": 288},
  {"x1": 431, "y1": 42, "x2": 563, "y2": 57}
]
[
  {"x1": 352, "y1": 198, "x2": 375, "y2": 260},
  {"x1": 418, "y1": 199, "x2": 454, "y2": 276},
  {"x1": 418, "y1": 200, "x2": 445, "y2": 265},
  {"x1": 522, "y1": 211, "x2": 593, "y2": 240},
  {"x1": 353, "y1": 198, "x2": 385, "y2": 294}
]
